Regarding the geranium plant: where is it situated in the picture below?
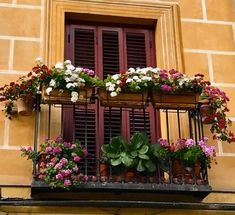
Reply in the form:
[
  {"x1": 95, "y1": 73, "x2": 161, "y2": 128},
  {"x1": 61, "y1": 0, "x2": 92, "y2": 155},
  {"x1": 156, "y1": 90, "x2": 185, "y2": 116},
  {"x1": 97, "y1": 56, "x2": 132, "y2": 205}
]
[
  {"x1": 172, "y1": 137, "x2": 216, "y2": 167},
  {"x1": 21, "y1": 137, "x2": 88, "y2": 190},
  {"x1": 200, "y1": 86, "x2": 235, "y2": 143},
  {"x1": 43, "y1": 60, "x2": 96, "y2": 102},
  {"x1": 102, "y1": 67, "x2": 154, "y2": 97}
]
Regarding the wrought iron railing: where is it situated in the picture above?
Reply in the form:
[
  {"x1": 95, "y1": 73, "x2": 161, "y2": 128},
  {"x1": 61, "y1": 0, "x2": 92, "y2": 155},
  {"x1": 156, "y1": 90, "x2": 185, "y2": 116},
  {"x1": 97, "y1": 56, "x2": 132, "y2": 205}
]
[{"x1": 32, "y1": 92, "x2": 211, "y2": 198}]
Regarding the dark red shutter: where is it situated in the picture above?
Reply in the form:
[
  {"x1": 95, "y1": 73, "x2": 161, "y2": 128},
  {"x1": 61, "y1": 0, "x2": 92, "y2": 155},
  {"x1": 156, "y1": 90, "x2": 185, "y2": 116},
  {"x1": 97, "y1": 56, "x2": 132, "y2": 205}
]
[{"x1": 102, "y1": 30, "x2": 120, "y2": 79}]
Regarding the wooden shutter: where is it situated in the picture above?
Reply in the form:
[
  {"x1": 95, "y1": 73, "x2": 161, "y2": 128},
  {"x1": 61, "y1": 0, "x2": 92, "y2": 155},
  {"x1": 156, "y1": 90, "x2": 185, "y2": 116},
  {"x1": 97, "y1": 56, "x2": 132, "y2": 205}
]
[
  {"x1": 74, "y1": 107, "x2": 96, "y2": 175},
  {"x1": 74, "y1": 28, "x2": 95, "y2": 70},
  {"x1": 102, "y1": 30, "x2": 120, "y2": 79}
]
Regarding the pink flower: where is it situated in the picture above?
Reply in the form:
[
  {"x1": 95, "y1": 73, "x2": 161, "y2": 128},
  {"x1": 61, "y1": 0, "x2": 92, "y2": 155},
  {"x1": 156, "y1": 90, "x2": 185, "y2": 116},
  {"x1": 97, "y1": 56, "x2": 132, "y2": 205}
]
[
  {"x1": 63, "y1": 141, "x2": 71, "y2": 148},
  {"x1": 60, "y1": 158, "x2": 68, "y2": 165},
  {"x1": 45, "y1": 146, "x2": 52, "y2": 153},
  {"x1": 53, "y1": 146, "x2": 62, "y2": 154},
  {"x1": 55, "y1": 173, "x2": 63, "y2": 180},
  {"x1": 74, "y1": 156, "x2": 81, "y2": 162},
  {"x1": 55, "y1": 163, "x2": 63, "y2": 170},
  {"x1": 161, "y1": 84, "x2": 171, "y2": 92},
  {"x1": 64, "y1": 179, "x2": 71, "y2": 187},
  {"x1": 70, "y1": 144, "x2": 76, "y2": 149}
]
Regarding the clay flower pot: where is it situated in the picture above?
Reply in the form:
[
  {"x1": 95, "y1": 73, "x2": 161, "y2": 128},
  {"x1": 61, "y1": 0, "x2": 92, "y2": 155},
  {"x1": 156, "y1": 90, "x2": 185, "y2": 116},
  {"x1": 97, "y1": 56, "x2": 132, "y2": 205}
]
[
  {"x1": 17, "y1": 98, "x2": 34, "y2": 116},
  {"x1": 99, "y1": 163, "x2": 109, "y2": 182},
  {"x1": 200, "y1": 102, "x2": 216, "y2": 124}
]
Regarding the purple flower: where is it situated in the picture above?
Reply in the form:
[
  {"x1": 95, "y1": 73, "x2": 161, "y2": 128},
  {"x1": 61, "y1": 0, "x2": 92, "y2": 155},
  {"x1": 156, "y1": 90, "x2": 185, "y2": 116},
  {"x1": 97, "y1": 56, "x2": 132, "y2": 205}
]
[
  {"x1": 64, "y1": 179, "x2": 71, "y2": 187},
  {"x1": 161, "y1": 84, "x2": 171, "y2": 92},
  {"x1": 158, "y1": 138, "x2": 168, "y2": 146},
  {"x1": 74, "y1": 156, "x2": 81, "y2": 162},
  {"x1": 185, "y1": 139, "x2": 195, "y2": 147}
]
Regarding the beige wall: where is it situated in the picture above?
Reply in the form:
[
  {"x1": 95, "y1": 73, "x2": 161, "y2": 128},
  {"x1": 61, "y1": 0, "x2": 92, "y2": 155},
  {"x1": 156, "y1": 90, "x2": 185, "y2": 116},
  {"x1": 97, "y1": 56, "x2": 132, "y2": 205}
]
[{"x1": 0, "y1": 0, "x2": 235, "y2": 208}]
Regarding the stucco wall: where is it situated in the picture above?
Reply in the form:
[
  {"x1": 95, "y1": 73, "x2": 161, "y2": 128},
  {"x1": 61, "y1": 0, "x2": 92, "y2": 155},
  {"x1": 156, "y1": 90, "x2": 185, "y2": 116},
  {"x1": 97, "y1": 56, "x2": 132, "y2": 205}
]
[{"x1": 0, "y1": 0, "x2": 234, "y2": 207}]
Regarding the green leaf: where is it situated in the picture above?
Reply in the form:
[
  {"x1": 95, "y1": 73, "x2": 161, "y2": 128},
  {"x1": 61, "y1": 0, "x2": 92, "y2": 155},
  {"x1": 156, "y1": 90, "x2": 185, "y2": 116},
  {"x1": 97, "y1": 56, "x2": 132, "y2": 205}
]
[
  {"x1": 138, "y1": 154, "x2": 149, "y2": 160},
  {"x1": 111, "y1": 157, "x2": 122, "y2": 166},
  {"x1": 136, "y1": 160, "x2": 145, "y2": 172},
  {"x1": 122, "y1": 155, "x2": 134, "y2": 167},
  {"x1": 139, "y1": 145, "x2": 149, "y2": 154},
  {"x1": 145, "y1": 160, "x2": 156, "y2": 172}
]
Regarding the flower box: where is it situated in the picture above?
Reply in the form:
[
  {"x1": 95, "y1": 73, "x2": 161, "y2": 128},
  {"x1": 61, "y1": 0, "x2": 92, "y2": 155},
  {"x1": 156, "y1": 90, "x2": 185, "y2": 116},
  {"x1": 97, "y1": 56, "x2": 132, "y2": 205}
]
[
  {"x1": 98, "y1": 89, "x2": 148, "y2": 108},
  {"x1": 151, "y1": 91, "x2": 200, "y2": 109},
  {"x1": 42, "y1": 87, "x2": 93, "y2": 104}
]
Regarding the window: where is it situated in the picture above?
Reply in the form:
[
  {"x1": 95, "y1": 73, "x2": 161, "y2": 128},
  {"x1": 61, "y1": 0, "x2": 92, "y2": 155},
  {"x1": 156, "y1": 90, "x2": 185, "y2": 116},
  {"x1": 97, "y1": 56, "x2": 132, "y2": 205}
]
[{"x1": 63, "y1": 23, "x2": 156, "y2": 174}]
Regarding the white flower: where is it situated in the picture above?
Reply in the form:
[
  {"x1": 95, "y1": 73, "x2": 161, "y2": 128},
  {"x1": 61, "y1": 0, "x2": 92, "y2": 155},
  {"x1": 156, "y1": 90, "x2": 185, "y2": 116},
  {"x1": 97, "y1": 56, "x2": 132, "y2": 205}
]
[
  {"x1": 108, "y1": 85, "x2": 115, "y2": 91},
  {"x1": 65, "y1": 69, "x2": 72, "y2": 75},
  {"x1": 105, "y1": 82, "x2": 112, "y2": 87},
  {"x1": 112, "y1": 74, "x2": 120, "y2": 81},
  {"x1": 71, "y1": 91, "x2": 78, "y2": 98},
  {"x1": 66, "y1": 64, "x2": 75, "y2": 71},
  {"x1": 65, "y1": 77, "x2": 71, "y2": 82},
  {"x1": 126, "y1": 78, "x2": 133, "y2": 83},
  {"x1": 55, "y1": 62, "x2": 64, "y2": 69},
  {"x1": 110, "y1": 92, "x2": 118, "y2": 97},
  {"x1": 141, "y1": 76, "x2": 152, "y2": 81},
  {"x1": 49, "y1": 79, "x2": 56, "y2": 87},
  {"x1": 64, "y1": 60, "x2": 71, "y2": 65},
  {"x1": 133, "y1": 76, "x2": 139, "y2": 80},
  {"x1": 128, "y1": 68, "x2": 135, "y2": 73},
  {"x1": 46, "y1": 87, "x2": 53, "y2": 95},
  {"x1": 116, "y1": 87, "x2": 121, "y2": 92},
  {"x1": 71, "y1": 91, "x2": 78, "y2": 103},
  {"x1": 75, "y1": 67, "x2": 83, "y2": 72},
  {"x1": 66, "y1": 83, "x2": 74, "y2": 89},
  {"x1": 116, "y1": 80, "x2": 121, "y2": 85}
]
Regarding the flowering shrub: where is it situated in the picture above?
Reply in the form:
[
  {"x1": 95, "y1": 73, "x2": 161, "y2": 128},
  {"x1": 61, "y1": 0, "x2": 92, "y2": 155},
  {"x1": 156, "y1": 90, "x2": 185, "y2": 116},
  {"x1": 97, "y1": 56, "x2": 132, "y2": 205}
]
[
  {"x1": 102, "y1": 67, "x2": 210, "y2": 97},
  {"x1": 43, "y1": 60, "x2": 96, "y2": 102},
  {"x1": 171, "y1": 137, "x2": 216, "y2": 166},
  {"x1": 21, "y1": 137, "x2": 88, "y2": 190},
  {"x1": 200, "y1": 86, "x2": 235, "y2": 143},
  {"x1": 150, "y1": 69, "x2": 210, "y2": 93},
  {"x1": 103, "y1": 67, "x2": 154, "y2": 97}
]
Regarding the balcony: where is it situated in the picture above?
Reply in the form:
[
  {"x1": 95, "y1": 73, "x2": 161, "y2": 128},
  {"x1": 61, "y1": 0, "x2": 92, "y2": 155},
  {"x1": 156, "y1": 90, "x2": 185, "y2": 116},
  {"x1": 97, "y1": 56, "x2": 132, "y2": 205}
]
[{"x1": 31, "y1": 90, "x2": 212, "y2": 200}]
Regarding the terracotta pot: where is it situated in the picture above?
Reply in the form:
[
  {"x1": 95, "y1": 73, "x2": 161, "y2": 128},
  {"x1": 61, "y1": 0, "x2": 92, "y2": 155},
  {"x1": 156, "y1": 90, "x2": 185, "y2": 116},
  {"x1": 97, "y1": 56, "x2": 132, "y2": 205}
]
[
  {"x1": 17, "y1": 98, "x2": 34, "y2": 116},
  {"x1": 200, "y1": 103, "x2": 216, "y2": 124},
  {"x1": 98, "y1": 89, "x2": 148, "y2": 108},
  {"x1": 42, "y1": 87, "x2": 93, "y2": 104},
  {"x1": 172, "y1": 159, "x2": 202, "y2": 184},
  {"x1": 124, "y1": 169, "x2": 136, "y2": 183},
  {"x1": 99, "y1": 163, "x2": 109, "y2": 182},
  {"x1": 151, "y1": 92, "x2": 200, "y2": 109}
]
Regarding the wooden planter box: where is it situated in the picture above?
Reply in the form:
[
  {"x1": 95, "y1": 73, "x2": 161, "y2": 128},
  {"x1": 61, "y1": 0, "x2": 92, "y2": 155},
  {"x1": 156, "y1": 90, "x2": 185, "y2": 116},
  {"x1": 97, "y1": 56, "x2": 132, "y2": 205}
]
[
  {"x1": 151, "y1": 91, "x2": 200, "y2": 109},
  {"x1": 42, "y1": 87, "x2": 93, "y2": 105},
  {"x1": 98, "y1": 89, "x2": 148, "y2": 108}
]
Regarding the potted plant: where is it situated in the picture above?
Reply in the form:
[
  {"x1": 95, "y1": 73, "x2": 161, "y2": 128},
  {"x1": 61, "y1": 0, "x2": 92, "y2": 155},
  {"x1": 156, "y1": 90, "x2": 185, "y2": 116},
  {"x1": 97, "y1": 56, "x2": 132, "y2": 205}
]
[
  {"x1": 150, "y1": 70, "x2": 209, "y2": 109},
  {"x1": 41, "y1": 60, "x2": 96, "y2": 104},
  {"x1": 101, "y1": 135, "x2": 136, "y2": 182},
  {"x1": 21, "y1": 137, "x2": 89, "y2": 190},
  {"x1": 98, "y1": 67, "x2": 154, "y2": 108},
  {"x1": 200, "y1": 85, "x2": 235, "y2": 143},
  {"x1": 126, "y1": 132, "x2": 156, "y2": 182},
  {"x1": 171, "y1": 137, "x2": 216, "y2": 184}
]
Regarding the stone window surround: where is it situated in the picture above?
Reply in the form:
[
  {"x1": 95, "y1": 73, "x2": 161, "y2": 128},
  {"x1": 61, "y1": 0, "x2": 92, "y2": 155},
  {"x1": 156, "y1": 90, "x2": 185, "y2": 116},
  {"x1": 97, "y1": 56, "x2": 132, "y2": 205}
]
[{"x1": 43, "y1": 0, "x2": 185, "y2": 71}]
